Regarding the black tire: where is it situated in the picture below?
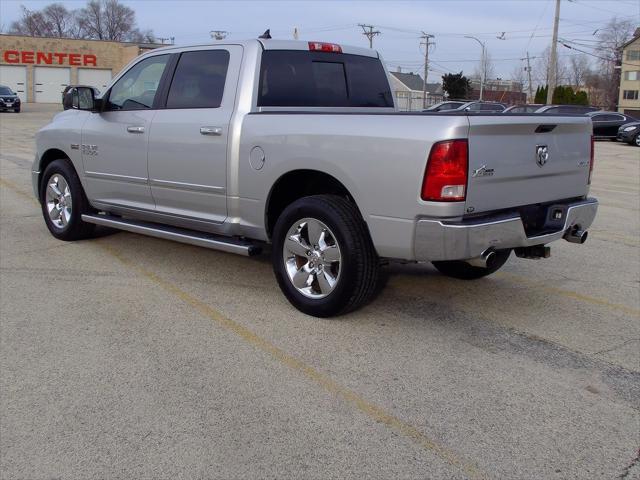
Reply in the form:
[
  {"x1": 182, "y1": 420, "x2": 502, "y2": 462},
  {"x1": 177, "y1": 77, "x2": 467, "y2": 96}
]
[
  {"x1": 432, "y1": 249, "x2": 511, "y2": 280},
  {"x1": 13, "y1": 107, "x2": 20, "y2": 113},
  {"x1": 634, "y1": 133, "x2": 640, "y2": 147},
  {"x1": 272, "y1": 194, "x2": 379, "y2": 317},
  {"x1": 40, "y1": 159, "x2": 95, "y2": 241}
]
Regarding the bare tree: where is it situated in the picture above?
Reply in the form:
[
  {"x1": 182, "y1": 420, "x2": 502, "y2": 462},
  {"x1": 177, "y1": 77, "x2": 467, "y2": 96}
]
[
  {"x1": 42, "y1": 3, "x2": 71, "y2": 37},
  {"x1": 473, "y1": 50, "x2": 496, "y2": 82},
  {"x1": 568, "y1": 55, "x2": 591, "y2": 89},
  {"x1": 595, "y1": 17, "x2": 635, "y2": 109},
  {"x1": 77, "y1": 0, "x2": 105, "y2": 39},
  {"x1": 510, "y1": 63, "x2": 527, "y2": 88},
  {"x1": 10, "y1": 0, "x2": 152, "y2": 42},
  {"x1": 104, "y1": 0, "x2": 135, "y2": 41},
  {"x1": 10, "y1": 6, "x2": 52, "y2": 36},
  {"x1": 534, "y1": 46, "x2": 569, "y2": 86},
  {"x1": 10, "y1": 3, "x2": 79, "y2": 38}
]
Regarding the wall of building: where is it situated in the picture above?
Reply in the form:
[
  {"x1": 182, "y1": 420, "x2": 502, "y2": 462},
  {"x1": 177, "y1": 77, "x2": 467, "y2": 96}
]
[
  {"x1": 618, "y1": 37, "x2": 640, "y2": 116},
  {"x1": 0, "y1": 34, "x2": 158, "y2": 102}
]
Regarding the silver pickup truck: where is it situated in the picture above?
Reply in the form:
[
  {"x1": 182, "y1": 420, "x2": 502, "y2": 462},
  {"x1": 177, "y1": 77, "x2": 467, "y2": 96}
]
[{"x1": 32, "y1": 39, "x2": 598, "y2": 317}]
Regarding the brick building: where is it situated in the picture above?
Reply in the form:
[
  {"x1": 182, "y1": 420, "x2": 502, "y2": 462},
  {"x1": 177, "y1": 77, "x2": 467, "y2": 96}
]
[{"x1": 0, "y1": 34, "x2": 161, "y2": 103}]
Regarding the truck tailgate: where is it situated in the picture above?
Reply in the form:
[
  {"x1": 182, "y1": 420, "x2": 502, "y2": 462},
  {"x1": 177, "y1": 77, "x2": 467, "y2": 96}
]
[{"x1": 465, "y1": 115, "x2": 592, "y2": 214}]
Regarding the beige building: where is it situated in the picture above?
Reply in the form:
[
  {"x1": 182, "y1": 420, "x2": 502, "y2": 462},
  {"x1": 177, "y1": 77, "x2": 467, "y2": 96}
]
[
  {"x1": 618, "y1": 29, "x2": 640, "y2": 116},
  {"x1": 0, "y1": 34, "x2": 161, "y2": 103}
]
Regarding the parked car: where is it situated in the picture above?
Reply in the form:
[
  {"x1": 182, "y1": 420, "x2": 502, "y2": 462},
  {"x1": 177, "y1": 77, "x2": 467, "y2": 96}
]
[
  {"x1": 32, "y1": 39, "x2": 598, "y2": 317},
  {"x1": 452, "y1": 101, "x2": 507, "y2": 112},
  {"x1": 588, "y1": 111, "x2": 637, "y2": 140},
  {"x1": 423, "y1": 100, "x2": 465, "y2": 112},
  {"x1": 503, "y1": 104, "x2": 544, "y2": 113},
  {"x1": 617, "y1": 121, "x2": 640, "y2": 146},
  {"x1": 0, "y1": 85, "x2": 21, "y2": 112},
  {"x1": 534, "y1": 105, "x2": 600, "y2": 115}
]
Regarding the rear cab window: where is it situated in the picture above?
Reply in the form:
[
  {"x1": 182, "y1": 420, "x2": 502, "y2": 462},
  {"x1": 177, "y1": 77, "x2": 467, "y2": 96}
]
[{"x1": 258, "y1": 50, "x2": 393, "y2": 107}]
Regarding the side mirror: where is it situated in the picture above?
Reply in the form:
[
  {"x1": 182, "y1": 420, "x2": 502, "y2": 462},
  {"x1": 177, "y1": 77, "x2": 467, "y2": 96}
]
[{"x1": 62, "y1": 86, "x2": 101, "y2": 112}]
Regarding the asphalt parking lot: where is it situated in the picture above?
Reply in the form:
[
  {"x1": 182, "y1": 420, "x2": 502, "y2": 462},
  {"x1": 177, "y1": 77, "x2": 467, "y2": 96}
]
[{"x1": 1, "y1": 104, "x2": 639, "y2": 479}]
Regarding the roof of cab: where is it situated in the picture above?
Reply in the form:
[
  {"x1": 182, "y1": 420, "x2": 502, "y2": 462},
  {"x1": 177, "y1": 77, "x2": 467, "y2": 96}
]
[
  {"x1": 258, "y1": 39, "x2": 378, "y2": 58},
  {"x1": 141, "y1": 38, "x2": 378, "y2": 59}
]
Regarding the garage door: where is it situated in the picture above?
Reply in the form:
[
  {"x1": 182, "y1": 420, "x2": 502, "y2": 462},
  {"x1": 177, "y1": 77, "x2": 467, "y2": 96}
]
[
  {"x1": 78, "y1": 68, "x2": 112, "y2": 93},
  {"x1": 34, "y1": 67, "x2": 70, "y2": 103},
  {"x1": 0, "y1": 65, "x2": 27, "y2": 102}
]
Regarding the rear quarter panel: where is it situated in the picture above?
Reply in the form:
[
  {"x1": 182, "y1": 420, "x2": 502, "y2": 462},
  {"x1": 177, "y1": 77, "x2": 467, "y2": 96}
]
[{"x1": 237, "y1": 113, "x2": 469, "y2": 259}]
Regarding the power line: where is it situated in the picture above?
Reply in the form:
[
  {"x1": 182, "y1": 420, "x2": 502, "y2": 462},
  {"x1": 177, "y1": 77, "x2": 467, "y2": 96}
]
[
  {"x1": 559, "y1": 39, "x2": 640, "y2": 67},
  {"x1": 566, "y1": 0, "x2": 635, "y2": 17}
]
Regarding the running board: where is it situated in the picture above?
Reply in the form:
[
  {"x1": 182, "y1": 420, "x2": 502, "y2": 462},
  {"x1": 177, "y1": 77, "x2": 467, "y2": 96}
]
[{"x1": 81, "y1": 214, "x2": 261, "y2": 256}]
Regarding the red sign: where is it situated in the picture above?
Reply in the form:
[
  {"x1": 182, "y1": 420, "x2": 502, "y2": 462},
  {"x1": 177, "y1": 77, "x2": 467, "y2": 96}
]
[{"x1": 2, "y1": 50, "x2": 97, "y2": 67}]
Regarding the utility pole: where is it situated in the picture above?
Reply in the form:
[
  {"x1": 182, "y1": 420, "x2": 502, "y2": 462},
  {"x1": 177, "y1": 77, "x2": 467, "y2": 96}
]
[
  {"x1": 358, "y1": 24, "x2": 380, "y2": 49},
  {"x1": 420, "y1": 33, "x2": 435, "y2": 109},
  {"x1": 546, "y1": 0, "x2": 561, "y2": 104},
  {"x1": 210, "y1": 30, "x2": 228, "y2": 41},
  {"x1": 465, "y1": 35, "x2": 486, "y2": 100},
  {"x1": 522, "y1": 51, "x2": 534, "y2": 102}
]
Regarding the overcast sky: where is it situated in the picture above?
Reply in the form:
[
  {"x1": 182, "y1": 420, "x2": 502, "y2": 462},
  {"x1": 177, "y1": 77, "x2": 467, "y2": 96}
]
[{"x1": 1, "y1": 0, "x2": 638, "y2": 81}]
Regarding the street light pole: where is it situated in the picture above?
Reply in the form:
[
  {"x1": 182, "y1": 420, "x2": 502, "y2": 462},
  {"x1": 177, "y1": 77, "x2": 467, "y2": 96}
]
[{"x1": 465, "y1": 35, "x2": 486, "y2": 100}]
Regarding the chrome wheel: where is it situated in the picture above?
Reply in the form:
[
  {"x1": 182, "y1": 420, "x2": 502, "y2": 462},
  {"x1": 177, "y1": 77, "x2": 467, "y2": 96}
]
[
  {"x1": 45, "y1": 174, "x2": 72, "y2": 229},
  {"x1": 635, "y1": 134, "x2": 640, "y2": 147},
  {"x1": 283, "y1": 217, "x2": 342, "y2": 299}
]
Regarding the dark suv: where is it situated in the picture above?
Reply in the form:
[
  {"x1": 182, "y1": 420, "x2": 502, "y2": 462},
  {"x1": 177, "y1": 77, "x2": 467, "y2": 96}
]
[{"x1": 0, "y1": 85, "x2": 21, "y2": 113}]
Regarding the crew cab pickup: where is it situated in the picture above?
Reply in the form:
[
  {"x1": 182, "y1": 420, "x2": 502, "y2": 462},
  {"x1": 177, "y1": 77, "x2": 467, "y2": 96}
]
[{"x1": 32, "y1": 39, "x2": 598, "y2": 317}]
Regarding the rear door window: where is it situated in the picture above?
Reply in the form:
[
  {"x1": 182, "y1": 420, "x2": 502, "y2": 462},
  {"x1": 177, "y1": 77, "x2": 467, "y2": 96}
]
[
  {"x1": 258, "y1": 50, "x2": 393, "y2": 107},
  {"x1": 166, "y1": 50, "x2": 230, "y2": 109}
]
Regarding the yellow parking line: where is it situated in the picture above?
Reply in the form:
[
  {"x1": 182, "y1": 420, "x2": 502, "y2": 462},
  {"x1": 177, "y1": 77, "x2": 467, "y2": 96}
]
[
  {"x1": 0, "y1": 177, "x2": 38, "y2": 204},
  {"x1": 495, "y1": 272, "x2": 640, "y2": 317},
  {"x1": 1, "y1": 176, "x2": 486, "y2": 477},
  {"x1": 97, "y1": 242, "x2": 487, "y2": 480}
]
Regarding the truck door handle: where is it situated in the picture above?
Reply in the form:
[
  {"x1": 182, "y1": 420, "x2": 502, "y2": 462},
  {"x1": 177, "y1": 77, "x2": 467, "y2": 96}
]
[
  {"x1": 127, "y1": 126, "x2": 145, "y2": 134},
  {"x1": 200, "y1": 126, "x2": 222, "y2": 136}
]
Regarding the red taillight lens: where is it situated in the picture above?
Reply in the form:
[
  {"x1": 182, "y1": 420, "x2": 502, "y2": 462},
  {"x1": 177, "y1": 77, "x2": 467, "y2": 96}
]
[
  {"x1": 588, "y1": 134, "x2": 594, "y2": 185},
  {"x1": 308, "y1": 42, "x2": 342, "y2": 53},
  {"x1": 421, "y1": 140, "x2": 468, "y2": 201}
]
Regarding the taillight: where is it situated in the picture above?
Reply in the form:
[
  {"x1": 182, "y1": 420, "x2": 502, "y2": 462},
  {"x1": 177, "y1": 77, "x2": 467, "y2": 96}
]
[
  {"x1": 308, "y1": 42, "x2": 342, "y2": 53},
  {"x1": 588, "y1": 134, "x2": 594, "y2": 185},
  {"x1": 421, "y1": 140, "x2": 468, "y2": 201}
]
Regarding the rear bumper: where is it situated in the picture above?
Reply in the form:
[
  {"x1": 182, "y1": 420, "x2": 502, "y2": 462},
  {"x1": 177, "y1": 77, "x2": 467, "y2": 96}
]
[{"x1": 414, "y1": 198, "x2": 598, "y2": 261}]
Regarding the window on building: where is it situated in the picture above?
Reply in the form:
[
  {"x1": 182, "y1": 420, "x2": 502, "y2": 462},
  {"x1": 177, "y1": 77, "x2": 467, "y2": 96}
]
[
  {"x1": 627, "y1": 50, "x2": 640, "y2": 61},
  {"x1": 107, "y1": 54, "x2": 169, "y2": 110},
  {"x1": 624, "y1": 71, "x2": 640, "y2": 81},
  {"x1": 166, "y1": 50, "x2": 229, "y2": 109},
  {"x1": 623, "y1": 90, "x2": 639, "y2": 100}
]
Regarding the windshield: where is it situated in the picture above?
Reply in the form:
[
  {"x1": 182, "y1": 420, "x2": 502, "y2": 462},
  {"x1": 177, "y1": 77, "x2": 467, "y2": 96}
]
[{"x1": 0, "y1": 87, "x2": 14, "y2": 95}]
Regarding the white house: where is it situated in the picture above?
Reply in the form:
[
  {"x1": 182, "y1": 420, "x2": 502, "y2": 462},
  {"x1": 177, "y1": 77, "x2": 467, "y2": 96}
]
[{"x1": 388, "y1": 68, "x2": 444, "y2": 111}]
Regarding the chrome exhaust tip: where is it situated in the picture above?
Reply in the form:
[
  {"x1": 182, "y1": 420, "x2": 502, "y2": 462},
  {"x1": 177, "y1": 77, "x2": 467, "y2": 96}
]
[
  {"x1": 467, "y1": 248, "x2": 496, "y2": 268},
  {"x1": 564, "y1": 228, "x2": 588, "y2": 244}
]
